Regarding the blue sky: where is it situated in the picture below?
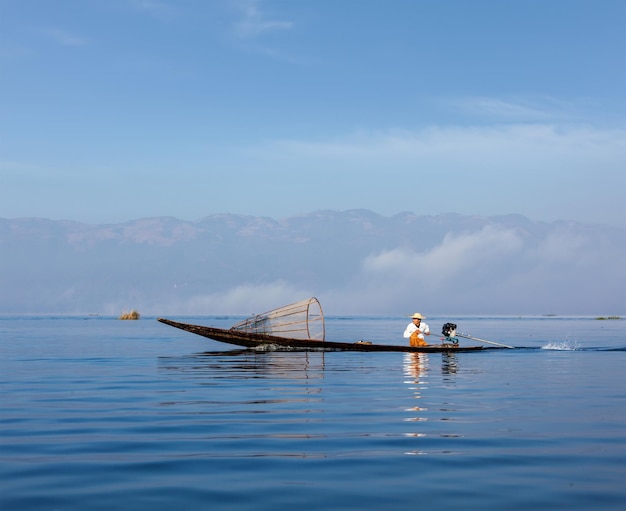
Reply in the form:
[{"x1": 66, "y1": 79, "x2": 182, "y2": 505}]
[{"x1": 1, "y1": 0, "x2": 625, "y2": 226}]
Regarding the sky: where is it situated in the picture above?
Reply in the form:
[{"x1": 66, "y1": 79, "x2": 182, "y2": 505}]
[{"x1": 1, "y1": 0, "x2": 625, "y2": 227}]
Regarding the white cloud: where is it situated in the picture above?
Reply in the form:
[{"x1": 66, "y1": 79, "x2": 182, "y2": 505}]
[
  {"x1": 323, "y1": 222, "x2": 626, "y2": 315},
  {"x1": 257, "y1": 123, "x2": 626, "y2": 168},
  {"x1": 447, "y1": 95, "x2": 626, "y2": 125},
  {"x1": 232, "y1": 0, "x2": 293, "y2": 39},
  {"x1": 448, "y1": 96, "x2": 559, "y2": 122},
  {"x1": 362, "y1": 226, "x2": 524, "y2": 289},
  {"x1": 527, "y1": 229, "x2": 589, "y2": 265}
]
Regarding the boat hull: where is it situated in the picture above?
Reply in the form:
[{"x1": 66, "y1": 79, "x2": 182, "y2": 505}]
[{"x1": 157, "y1": 318, "x2": 499, "y2": 353}]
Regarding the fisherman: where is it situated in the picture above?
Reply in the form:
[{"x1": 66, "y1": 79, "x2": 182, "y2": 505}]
[{"x1": 403, "y1": 312, "x2": 431, "y2": 347}]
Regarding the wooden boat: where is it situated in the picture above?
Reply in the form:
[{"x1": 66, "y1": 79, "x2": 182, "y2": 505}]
[
  {"x1": 157, "y1": 297, "x2": 505, "y2": 353},
  {"x1": 157, "y1": 317, "x2": 499, "y2": 352}
]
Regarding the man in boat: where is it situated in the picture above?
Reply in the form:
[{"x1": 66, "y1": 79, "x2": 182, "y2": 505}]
[{"x1": 403, "y1": 312, "x2": 431, "y2": 347}]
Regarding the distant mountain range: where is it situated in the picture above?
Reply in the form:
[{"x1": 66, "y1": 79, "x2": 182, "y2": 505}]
[{"x1": 1, "y1": 210, "x2": 625, "y2": 315}]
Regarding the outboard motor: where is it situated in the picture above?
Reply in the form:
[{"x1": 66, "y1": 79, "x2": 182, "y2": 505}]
[{"x1": 442, "y1": 323, "x2": 459, "y2": 344}]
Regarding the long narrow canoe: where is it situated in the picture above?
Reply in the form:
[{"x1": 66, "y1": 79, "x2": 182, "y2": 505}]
[{"x1": 157, "y1": 318, "x2": 501, "y2": 353}]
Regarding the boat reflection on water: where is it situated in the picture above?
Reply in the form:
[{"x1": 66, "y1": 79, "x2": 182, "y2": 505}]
[
  {"x1": 403, "y1": 352, "x2": 429, "y2": 416},
  {"x1": 402, "y1": 352, "x2": 461, "y2": 451},
  {"x1": 441, "y1": 352, "x2": 458, "y2": 376},
  {"x1": 158, "y1": 350, "x2": 326, "y2": 385}
]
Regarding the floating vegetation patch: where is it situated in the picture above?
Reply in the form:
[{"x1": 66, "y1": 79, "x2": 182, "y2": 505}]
[{"x1": 119, "y1": 310, "x2": 141, "y2": 320}]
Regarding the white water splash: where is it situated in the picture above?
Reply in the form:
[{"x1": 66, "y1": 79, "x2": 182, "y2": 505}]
[{"x1": 541, "y1": 340, "x2": 580, "y2": 350}]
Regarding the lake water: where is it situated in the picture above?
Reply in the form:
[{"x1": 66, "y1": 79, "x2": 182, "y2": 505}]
[{"x1": 1, "y1": 315, "x2": 625, "y2": 510}]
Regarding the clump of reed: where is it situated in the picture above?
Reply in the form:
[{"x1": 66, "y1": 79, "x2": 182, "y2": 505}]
[
  {"x1": 595, "y1": 315, "x2": 621, "y2": 320},
  {"x1": 119, "y1": 310, "x2": 141, "y2": 320}
]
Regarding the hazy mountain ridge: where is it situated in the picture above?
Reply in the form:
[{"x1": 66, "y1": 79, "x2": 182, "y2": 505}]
[{"x1": 1, "y1": 211, "x2": 624, "y2": 315}]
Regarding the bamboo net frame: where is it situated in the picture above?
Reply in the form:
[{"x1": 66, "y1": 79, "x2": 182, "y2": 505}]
[{"x1": 230, "y1": 297, "x2": 325, "y2": 341}]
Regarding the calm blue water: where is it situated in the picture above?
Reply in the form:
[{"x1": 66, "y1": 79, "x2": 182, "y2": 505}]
[{"x1": 1, "y1": 315, "x2": 625, "y2": 510}]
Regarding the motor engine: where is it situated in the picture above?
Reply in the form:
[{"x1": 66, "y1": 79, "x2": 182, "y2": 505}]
[{"x1": 442, "y1": 323, "x2": 457, "y2": 337}]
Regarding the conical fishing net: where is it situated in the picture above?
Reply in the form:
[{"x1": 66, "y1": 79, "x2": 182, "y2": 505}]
[{"x1": 230, "y1": 297, "x2": 325, "y2": 341}]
